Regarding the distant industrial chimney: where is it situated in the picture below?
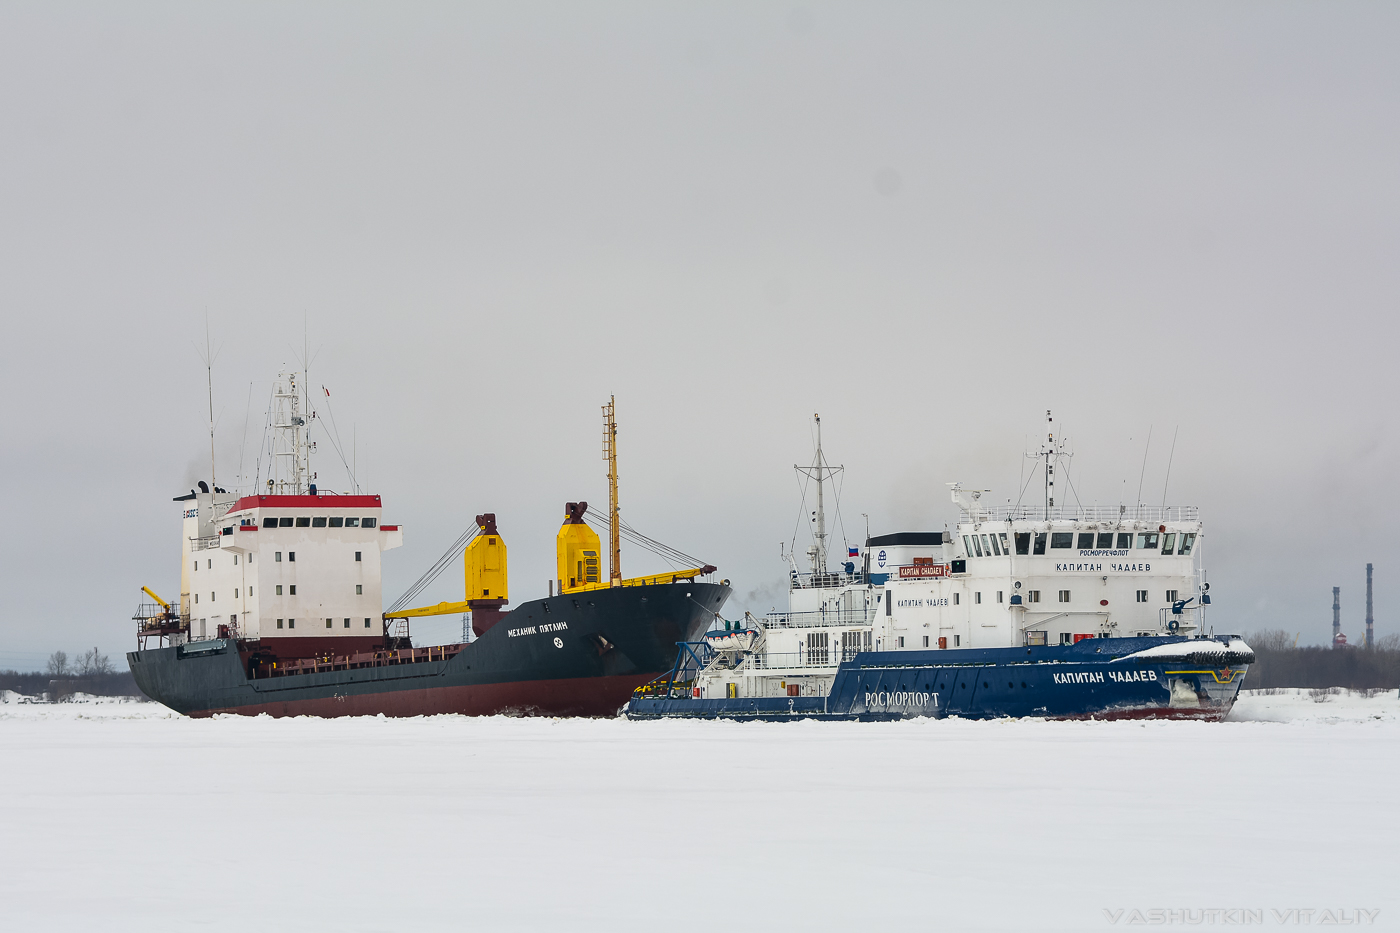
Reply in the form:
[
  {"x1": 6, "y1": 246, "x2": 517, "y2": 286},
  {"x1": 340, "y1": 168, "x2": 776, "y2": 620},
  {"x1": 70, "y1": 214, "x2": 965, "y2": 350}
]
[
  {"x1": 1332, "y1": 587, "x2": 1343, "y2": 647},
  {"x1": 1365, "y1": 563, "x2": 1374, "y2": 649}
]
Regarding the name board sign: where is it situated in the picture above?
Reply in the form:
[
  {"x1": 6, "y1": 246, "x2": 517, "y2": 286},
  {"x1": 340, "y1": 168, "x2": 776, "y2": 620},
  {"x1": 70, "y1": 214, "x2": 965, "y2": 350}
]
[{"x1": 898, "y1": 564, "x2": 949, "y2": 579}]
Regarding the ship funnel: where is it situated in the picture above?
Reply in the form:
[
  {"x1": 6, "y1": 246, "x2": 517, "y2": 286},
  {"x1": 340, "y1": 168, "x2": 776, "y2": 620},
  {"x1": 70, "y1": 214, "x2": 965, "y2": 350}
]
[
  {"x1": 557, "y1": 502, "x2": 602, "y2": 593},
  {"x1": 465, "y1": 512, "x2": 508, "y2": 637}
]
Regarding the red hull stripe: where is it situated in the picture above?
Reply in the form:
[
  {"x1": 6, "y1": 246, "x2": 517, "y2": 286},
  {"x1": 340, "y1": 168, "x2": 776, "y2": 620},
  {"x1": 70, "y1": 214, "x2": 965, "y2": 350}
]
[
  {"x1": 227, "y1": 494, "x2": 383, "y2": 513},
  {"x1": 190, "y1": 673, "x2": 654, "y2": 719}
]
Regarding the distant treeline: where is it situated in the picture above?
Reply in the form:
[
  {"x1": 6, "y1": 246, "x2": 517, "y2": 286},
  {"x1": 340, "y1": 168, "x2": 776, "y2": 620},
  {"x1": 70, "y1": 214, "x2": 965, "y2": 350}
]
[
  {"x1": 0, "y1": 669, "x2": 144, "y2": 700},
  {"x1": 1244, "y1": 630, "x2": 1400, "y2": 689},
  {"x1": 1, "y1": 649, "x2": 147, "y2": 701}
]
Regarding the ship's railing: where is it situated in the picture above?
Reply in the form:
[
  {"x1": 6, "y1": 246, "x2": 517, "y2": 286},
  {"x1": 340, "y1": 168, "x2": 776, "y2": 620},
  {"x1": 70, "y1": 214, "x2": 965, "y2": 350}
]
[
  {"x1": 790, "y1": 571, "x2": 863, "y2": 589},
  {"x1": 1158, "y1": 606, "x2": 1202, "y2": 632},
  {"x1": 956, "y1": 505, "x2": 1199, "y2": 524},
  {"x1": 254, "y1": 642, "x2": 467, "y2": 678},
  {"x1": 744, "y1": 651, "x2": 841, "y2": 671},
  {"x1": 190, "y1": 535, "x2": 221, "y2": 551},
  {"x1": 761, "y1": 609, "x2": 874, "y2": 629}
]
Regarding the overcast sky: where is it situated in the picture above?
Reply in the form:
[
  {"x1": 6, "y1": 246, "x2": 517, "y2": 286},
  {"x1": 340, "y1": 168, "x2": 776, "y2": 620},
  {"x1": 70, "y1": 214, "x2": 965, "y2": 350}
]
[{"x1": 2, "y1": 2, "x2": 1397, "y2": 668}]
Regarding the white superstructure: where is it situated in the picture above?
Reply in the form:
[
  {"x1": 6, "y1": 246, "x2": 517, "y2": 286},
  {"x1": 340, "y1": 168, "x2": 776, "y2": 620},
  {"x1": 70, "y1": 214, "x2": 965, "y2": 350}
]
[{"x1": 173, "y1": 371, "x2": 403, "y2": 646}]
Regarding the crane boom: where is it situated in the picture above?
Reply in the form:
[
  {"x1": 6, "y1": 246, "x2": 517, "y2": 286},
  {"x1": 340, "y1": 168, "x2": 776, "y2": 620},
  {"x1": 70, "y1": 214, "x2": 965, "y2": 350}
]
[{"x1": 142, "y1": 586, "x2": 171, "y2": 610}]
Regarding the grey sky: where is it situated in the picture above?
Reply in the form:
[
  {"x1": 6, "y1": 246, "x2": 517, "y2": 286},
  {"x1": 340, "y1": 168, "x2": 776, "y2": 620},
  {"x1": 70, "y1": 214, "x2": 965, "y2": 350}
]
[{"x1": 2, "y1": 2, "x2": 1397, "y2": 667}]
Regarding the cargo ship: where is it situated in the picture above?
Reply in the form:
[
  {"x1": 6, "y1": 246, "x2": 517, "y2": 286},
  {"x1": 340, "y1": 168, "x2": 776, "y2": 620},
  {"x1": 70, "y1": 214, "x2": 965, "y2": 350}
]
[
  {"x1": 128, "y1": 380, "x2": 729, "y2": 717},
  {"x1": 628, "y1": 412, "x2": 1253, "y2": 721}
]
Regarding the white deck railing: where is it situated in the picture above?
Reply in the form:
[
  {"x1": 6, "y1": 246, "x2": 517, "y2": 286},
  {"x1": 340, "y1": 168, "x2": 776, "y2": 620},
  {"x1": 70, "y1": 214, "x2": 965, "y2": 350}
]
[{"x1": 958, "y1": 505, "x2": 1199, "y2": 524}]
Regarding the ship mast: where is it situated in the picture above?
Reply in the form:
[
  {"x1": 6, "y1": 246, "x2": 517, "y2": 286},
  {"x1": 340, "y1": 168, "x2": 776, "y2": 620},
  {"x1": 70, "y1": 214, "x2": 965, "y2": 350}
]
[
  {"x1": 1028, "y1": 409, "x2": 1069, "y2": 515},
  {"x1": 603, "y1": 396, "x2": 621, "y2": 586},
  {"x1": 269, "y1": 371, "x2": 310, "y2": 495},
  {"x1": 795, "y1": 413, "x2": 843, "y2": 574}
]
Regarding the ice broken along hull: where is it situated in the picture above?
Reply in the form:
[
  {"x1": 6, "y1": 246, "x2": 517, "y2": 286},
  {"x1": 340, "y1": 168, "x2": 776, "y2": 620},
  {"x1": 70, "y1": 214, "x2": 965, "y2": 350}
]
[{"x1": 129, "y1": 582, "x2": 729, "y2": 718}]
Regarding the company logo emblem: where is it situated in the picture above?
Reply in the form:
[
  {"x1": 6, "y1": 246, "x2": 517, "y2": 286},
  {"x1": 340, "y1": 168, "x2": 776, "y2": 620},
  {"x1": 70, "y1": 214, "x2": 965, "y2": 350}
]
[{"x1": 877, "y1": 549, "x2": 887, "y2": 568}]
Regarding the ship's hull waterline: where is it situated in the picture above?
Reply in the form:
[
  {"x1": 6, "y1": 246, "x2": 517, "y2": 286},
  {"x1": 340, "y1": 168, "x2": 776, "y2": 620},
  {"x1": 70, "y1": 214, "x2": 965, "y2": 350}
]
[{"x1": 130, "y1": 582, "x2": 730, "y2": 718}]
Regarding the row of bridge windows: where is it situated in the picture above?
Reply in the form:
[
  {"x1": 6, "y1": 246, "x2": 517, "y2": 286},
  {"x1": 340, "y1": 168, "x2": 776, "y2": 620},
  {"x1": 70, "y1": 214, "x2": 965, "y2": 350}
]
[{"x1": 963, "y1": 530, "x2": 1197, "y2": 558}]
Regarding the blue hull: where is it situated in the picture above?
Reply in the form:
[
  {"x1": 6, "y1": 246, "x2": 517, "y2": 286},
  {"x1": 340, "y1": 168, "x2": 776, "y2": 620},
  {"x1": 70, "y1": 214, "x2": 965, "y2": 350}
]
[{"x1": 625, "y1": 636, "x2": 1252, "y2": 721}]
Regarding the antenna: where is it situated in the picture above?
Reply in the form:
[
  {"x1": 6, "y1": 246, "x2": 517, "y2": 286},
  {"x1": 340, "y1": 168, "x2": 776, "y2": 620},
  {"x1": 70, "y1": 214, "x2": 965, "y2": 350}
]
[
  {"x1": 237, "y1": 381, "x2": 254, "y2": 491},
  {"x1": 795, "y1": 413, "x2": 844, "y2": 573},
  {"x1": 602, "y1": 396, "x2": 621, "y2": 585},
  {"x1": 1160, "y1": 426, "x2": 1179, "y2": 508},
  {"x1": 1135, "y1": 425, "x2": 1153, "y2": 508},
  {"x1": 200, "y1": 317, "x2": 218, "y2": 492}
]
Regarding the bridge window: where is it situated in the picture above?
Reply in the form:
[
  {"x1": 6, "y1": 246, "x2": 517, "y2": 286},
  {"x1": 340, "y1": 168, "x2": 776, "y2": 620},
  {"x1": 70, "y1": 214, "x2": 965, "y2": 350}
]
[
  {"x1": 1077, "y1": 533, "x2": 1095, "y2": 548},
  {"x1": 962, "y1": 535, "x2": 973, "y2": 556},
  {"x1": 1136, "y1": 590, "x2": 1148, "y2": 602},
  {"x1": 363, "y1": 518, "x2": 377, "y2": 528},
  {"x1": 262, "y1": 517, "x2": 277, "y2": 528},
  {"x1": 345, "y1": 518, "x2": 360, "y2": 528},
  {"x1": 1178, "y1": 533, "x2": 1196, "y2": 555},
  {"x1": 1161, "y1": 533, "x2": 1176, "y2": 555},
  {"x1": 1050, "y1": 533, "x2": 1074, "y2": 549},
  {"x1": 312, "y1": 517, "x2": 327, "y2": 528},
  {"x1": 279, "y1": 517, "x2": 293, "y2": 527},
  {"x1": 1096, "y1": 532, "x2": 1114, "y2": 548},
  {"x1": 329, "y1": 517, "x2": 344, "y2": 528},
  {"x1": 1033, "y1": 533, "x2": 1047, "y2": 555},
  {"x1": 1117, "y1": 532, "x2": 1132, "y2": 549},
  {"x1": 296, "y1": 517, "x2": 310, "y2": 527},
  {"x1": 998, "y1": 532, "x2": 1010, "y2": 554},
  {"x1": 1015, "y1": 533, "x2": 1030, "y2": 555},
  {"x1": 1137, "y1": 532, "x2": 1159, "y2": 549}
]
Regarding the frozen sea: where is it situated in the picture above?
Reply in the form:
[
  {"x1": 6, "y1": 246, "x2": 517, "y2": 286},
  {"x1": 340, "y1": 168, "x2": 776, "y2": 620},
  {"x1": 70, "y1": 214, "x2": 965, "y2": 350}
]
[{"x1": 2, "y1": 689, "x2": 1395, "y2": 932}]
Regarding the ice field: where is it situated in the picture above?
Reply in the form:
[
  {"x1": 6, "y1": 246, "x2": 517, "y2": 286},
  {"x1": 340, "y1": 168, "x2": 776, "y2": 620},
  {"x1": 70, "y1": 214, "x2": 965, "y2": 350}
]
[{"x1": 2, "y1": 690, "x2": 1396, "y2": 932}]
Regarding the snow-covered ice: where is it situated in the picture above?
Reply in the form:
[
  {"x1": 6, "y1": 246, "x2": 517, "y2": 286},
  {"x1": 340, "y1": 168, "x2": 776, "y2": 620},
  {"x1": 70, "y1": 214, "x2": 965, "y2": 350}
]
[{"x1": 2, "y1": 690, "x2": 1396, "y2": 932}]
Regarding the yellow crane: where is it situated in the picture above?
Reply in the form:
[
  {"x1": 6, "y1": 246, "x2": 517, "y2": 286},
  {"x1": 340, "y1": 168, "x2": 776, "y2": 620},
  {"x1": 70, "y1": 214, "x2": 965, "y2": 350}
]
[{"x1": 142, "y1": 586, "x2": 171, "y2": 610}]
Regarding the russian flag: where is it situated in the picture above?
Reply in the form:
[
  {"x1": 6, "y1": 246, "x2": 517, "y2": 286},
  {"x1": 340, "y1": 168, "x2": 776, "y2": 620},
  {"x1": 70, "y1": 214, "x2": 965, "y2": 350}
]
[{"x1": 848, "y1": 547, "x2": 859, "y2": 558}]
